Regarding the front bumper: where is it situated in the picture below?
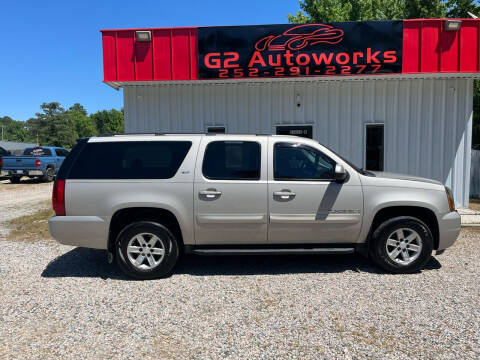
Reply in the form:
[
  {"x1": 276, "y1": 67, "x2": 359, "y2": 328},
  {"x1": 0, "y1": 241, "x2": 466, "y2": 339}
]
[
  {"x1": 437, "y1": 211, "x2": 462, "y2": 250},
  {"x1": 1, "y1": 170, "x2": 43, "y2": 177},
  {"x1": 48, "y1": 216, "x2": 109, "y2": 249}
]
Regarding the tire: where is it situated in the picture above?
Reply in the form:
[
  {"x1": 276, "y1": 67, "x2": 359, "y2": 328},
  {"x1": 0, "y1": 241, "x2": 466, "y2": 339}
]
[
  {"x1": 10, "y1": 176, "x2": 21, "y2": 184},
  {"x1": 115, "y1": 221, "x2": 179, "y2": 280},
  {"x1": 43, "y1": 167, "x2": 55, "y2": 182},
  {"x1": 369, "y1": 216, "x2": 433, "y2": 274}
]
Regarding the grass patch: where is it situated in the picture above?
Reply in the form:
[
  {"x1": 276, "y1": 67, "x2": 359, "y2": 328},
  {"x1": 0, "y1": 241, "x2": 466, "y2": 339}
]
[{"x1": 7, "y1": 202, "x2": 54, "y2": 242}]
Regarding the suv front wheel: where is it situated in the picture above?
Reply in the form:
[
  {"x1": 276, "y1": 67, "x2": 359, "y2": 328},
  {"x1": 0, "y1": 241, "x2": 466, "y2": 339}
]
[
  {"x1": 370, "y1": 216, "x2": 433, "y2": 274},
  {"x1": 115, "y1": 221, "x2": 179, "y2": 280}
]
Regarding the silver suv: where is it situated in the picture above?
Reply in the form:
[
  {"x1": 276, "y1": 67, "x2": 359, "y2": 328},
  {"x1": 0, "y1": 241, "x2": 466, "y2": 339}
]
[{"x1": 48, "y1": 134, "x2": 461, "y2": 279}]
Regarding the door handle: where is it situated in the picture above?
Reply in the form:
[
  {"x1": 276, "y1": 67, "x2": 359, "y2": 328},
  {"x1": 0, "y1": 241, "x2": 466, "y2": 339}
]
[
  {"x1": 273, "y1": 191, "x2": 296, "y2": 199},
  {"x1": 199, "y1": 190, "x2": 222, "y2": 198}
]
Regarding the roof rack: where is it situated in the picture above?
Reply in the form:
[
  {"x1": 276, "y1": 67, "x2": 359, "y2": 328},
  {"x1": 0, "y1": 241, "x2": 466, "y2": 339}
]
[{"x1": 95, "y1": 132, "x2": 273, "y2": 137}]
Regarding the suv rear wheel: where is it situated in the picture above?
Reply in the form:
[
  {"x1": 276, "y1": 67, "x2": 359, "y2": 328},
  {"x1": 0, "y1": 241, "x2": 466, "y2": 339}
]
[
  {"x1": 370, "y1": 216, "x2": 433, "y2": 274},
  {"x1": 115, "y1": 221, "x2": 179, "y2": 280}
]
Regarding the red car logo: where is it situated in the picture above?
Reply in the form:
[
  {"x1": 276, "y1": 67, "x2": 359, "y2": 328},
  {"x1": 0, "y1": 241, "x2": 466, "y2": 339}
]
[{"x1": 255, "y1": 24, "x2": 344, "y2": 52}]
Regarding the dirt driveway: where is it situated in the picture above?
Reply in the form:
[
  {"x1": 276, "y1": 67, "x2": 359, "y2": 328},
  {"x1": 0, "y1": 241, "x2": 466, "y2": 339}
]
[{"x1": 0, "y1": 179, "x2": 52, "y2": 238}]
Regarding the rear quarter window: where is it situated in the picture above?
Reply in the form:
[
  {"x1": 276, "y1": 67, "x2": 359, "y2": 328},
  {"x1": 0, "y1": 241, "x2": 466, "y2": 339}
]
[
  {"x1": 55, "y1": 149, "x2": 70, "y2": 157},
  {"x1": 68, "y1": 141, "x2": 192, "y2": 180}
]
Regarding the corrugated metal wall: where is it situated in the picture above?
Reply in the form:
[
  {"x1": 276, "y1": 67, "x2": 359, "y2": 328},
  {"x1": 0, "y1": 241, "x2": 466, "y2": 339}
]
[{"x1": 123, "y1": 78, "x2": 473, "y2": 207}]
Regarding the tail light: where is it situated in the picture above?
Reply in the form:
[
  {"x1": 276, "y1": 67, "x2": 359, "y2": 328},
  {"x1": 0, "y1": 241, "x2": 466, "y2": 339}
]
[
  {"x1": 35, "y1": 159, "x2": 41, "y2": 168},
  {"x1": 0, "y1": 157, "x2": 3, "y2": 169},
  {"x1": 52, "y1": 180, "x2": 66, "y2": 216}
]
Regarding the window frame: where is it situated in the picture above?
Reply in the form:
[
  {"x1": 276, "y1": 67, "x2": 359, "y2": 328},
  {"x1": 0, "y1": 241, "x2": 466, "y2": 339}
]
[
  {"x1": 202, "y1": 140, "x2": 262, "y2": 181},
  {"x1": 273, "y1": 142, "x2": 337, "y2": 182}
]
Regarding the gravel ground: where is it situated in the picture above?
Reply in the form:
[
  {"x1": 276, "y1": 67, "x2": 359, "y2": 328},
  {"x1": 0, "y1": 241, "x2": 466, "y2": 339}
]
[
  {"x1": 0, "y1": 179, "x2": 52, "y2": 239},
  {"x1": 0, "y1": 229, "x2": 479, "y2": 359}
]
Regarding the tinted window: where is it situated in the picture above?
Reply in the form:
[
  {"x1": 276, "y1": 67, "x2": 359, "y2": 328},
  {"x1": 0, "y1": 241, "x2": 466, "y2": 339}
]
[
  {"x1": 24, "y1": 147, "x2": 52, "y2": 156},
  {"x1": 274, "y1": 143, "x2": 335, "y2": 180},
  {"x1": 55, "y1": 149, "x2": 69, "y2": 157},
  {"x1": 69, "y1": 141, "x2": 192, "y2": 179},
  {"x1": 203, "y1": 141, "x2": 260, "y2": 180},
  {"x1": 0, "y1": 147, "x2": 8, "y2": 156},
  {"x1": 56, "y1": 139, "x2": 88, "y2": 180}
]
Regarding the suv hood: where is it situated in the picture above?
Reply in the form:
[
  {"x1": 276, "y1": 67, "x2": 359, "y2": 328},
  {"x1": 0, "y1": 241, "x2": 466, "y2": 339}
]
[{"x1": 370, "y1": 171, "x2": 443, "y2": 186}]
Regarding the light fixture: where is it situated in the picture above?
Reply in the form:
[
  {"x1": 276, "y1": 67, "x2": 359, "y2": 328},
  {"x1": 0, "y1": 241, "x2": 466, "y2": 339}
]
[
  {"x1": 444, "y1": 20, "x2": 462, "y2": 31},
  {"x1": 136, "y1": 30, "x2": 152, "y2": 42}
]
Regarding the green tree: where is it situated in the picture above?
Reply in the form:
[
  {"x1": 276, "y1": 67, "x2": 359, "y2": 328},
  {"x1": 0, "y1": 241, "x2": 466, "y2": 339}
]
[
  {"x1": 90, "y1": 109, "x2": 124, "y2": 134},
  {"x1": 288, "y1": 0, "x2": 405, "y2": 22},
  {"x1": 446, "y1": 0, "x2": 480, "y2": 17},
  {"x1": 66, "y1": 103, "x2": 97, "y2": 139},
  {"x1": 30, "y1": 102, "x2": 76, "y2": 148},
  {"x1": 0, "y1": 116, "x2": 28, "y2": 142},
  {"x1": 5, "y1": 121, "x2": 28, "y2": 142},
  {"x1": 404, "y1": 0, "x2": 446, "y2": 18}
]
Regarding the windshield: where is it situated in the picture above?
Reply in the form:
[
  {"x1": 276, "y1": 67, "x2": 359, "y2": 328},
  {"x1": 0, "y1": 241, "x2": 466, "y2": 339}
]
[{"x1": 23, "y1": 147, "x2": 52, "y2": 156}]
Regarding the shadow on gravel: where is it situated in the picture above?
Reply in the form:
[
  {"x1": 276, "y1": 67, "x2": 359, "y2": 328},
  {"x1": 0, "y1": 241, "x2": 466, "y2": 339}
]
[
  {"x1": 1, "y1": 178, "x2": 47, "y2": 185},
  {"x1": 41, "y1": 247, "x2": 442, "y2": 279},
  {"x1": 41, "y1": 248, "x2": 130, "y2": 280}
]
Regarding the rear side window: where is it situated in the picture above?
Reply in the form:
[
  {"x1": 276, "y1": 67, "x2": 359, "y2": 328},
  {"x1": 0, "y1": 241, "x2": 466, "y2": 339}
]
[
  {"x1": 68, "y1": 141, "x2": 192, "y2": 179},
  {"x1": 55, "y1": 149, "x2": 69, "y2": 157},
  {"x1": 24, "y1": 147, "x2": 52, "y2": 156},
  {"x1": 203, "y1": 141, "x2": 260, "y2": 180}
]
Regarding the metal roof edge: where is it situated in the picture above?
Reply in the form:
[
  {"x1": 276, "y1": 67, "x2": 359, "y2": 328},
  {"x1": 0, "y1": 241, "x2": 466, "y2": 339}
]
[{"x1": 105, "y1": 73, "x2": 480, "y2": 89}]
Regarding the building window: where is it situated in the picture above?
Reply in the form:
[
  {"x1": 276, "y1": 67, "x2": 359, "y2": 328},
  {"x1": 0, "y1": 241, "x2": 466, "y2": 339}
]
[
  {"x1": 365, "y1": 124, "x2": 384, "y2": 171},
  {"x1": 206, "y1": 126, "x2": 226, "y2": 134},
  {"x1": 276, "y1": 125, "x2": 313, "y2": 139}
]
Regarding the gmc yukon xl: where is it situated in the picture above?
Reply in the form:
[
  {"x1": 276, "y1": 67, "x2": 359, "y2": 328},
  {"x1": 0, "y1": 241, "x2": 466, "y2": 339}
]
[{"x1": 48, "y1": 134, "x2": 461, "y2": 279}]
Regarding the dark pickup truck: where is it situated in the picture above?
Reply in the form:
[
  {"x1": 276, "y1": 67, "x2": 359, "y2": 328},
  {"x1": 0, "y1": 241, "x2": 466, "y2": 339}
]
[{"x1": 0, "y1": 146, "x2": 69, "y2": 183}]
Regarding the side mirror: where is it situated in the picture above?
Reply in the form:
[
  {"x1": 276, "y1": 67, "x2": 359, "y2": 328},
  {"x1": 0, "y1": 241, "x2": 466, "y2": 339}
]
[{"x1": 334, "y1": 164, "x2": 347, "y2": 182}]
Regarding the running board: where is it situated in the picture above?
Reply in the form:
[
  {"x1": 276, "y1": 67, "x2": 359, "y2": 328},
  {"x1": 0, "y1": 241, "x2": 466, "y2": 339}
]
[{"x1": 191, "y1": 247, "x2": 355, "y2": 256}]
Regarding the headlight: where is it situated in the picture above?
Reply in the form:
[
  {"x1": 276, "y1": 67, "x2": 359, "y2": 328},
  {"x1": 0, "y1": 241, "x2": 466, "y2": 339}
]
[{"x1": 445, "y1": 186, "x2": 455, "y2": 212}]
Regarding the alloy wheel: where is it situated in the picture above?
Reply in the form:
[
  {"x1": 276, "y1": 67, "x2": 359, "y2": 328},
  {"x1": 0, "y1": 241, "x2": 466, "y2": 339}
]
[
  {"x1": 126, "y1": 233, "x2": 165, "y2": 270},
  {"x1": 385, "y1": 228, "x2": 423, "y2": 266}
]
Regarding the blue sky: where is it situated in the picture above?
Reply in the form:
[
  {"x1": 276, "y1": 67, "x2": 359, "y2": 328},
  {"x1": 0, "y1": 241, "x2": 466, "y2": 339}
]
[{"x1": 0, "y1": 0, "x2": 298, "y2": 121}]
